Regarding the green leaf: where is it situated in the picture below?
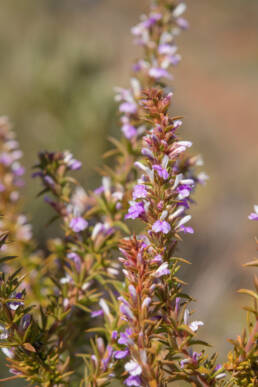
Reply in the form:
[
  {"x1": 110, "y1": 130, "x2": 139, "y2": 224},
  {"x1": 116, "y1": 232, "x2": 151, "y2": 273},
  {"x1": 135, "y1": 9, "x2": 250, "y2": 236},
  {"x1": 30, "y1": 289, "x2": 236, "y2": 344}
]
[
  {"x1": 0, "y1": 255, "x2": 17, "y2": 264},
  {"x1": 113, "y1": 221, "x2": 130, "y2": 234}
]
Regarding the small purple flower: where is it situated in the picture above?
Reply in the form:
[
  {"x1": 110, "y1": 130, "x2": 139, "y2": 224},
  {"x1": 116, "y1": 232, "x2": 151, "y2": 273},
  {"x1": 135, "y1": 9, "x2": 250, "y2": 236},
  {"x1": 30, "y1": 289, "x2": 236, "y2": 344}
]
[
  {"x1": 154, "y1": 262, "x2": 170, "y2": 277},
  {"x1": 101, "y1": 345, "x2": 113, "y2": 371},
  {"x1": 120, "y1": 303, "x2": 134, "y2": 321},
  {"x1": 180, "y1": 358, "x2": 189, "y2": 368},
  {"x1": 2, "y1": 348, "x2": 14, "y2": 358},
  {"x1": 197, "y1": 172, "x2": 209, "y2": 185},
  {"x1": 94, "y1": 186, "x2": 104, "y2": 195},
  {"x1": 111, "y1": 330, "x2": 118, "y2": 340},
  {"x1": 192, "y1": 352, "x2": 201, "y2": 364},
  {"x1": 31, "y1": 171, "x2": 43, "y2": 179},
  {"x1": 177, "y1": 17, "x2": 189, "y2": 30},
  {"x1": 12, "y1": 163, "x2": 25, "y2": 176},
  {"x1": 91, "y1": 309, "x2": 104, "y2": 318},
  {"x1": 177, "y1": 184, "x2": 192, "y2": 200},
  {"x1": 132, "y1": 185, "x2": 148, "y2": 200},
  {"x1": 149, "y1": 67, "x2": 172, "y2": 80},
  {"x1": 152, "y1": 220, "x2": 171, "y2": 234},
  {"x1": 118, "y1": 328, "x2": 133, "y2": 345},
  {"x1": 142, "y1": 297, "x2": 151, "y2": 310},
  {"x1": 0, "y1": 182, "x2": 5, "y2": 192},
  {"x1": 215, "y1": 364, "x2": 222, "y2": 372},
  {"x1": 64, "y1": 151, "x2": 82, "y2": 170},
  {"x1": 143, "y1": 13, "x2": 162, "y2": 28},
  {"x1": 8, "y1": 292, "x2": 24, "y2": 311},
  {"x1": 9, "y1": 368, "x2": 22, "y2": 376},
  {"x1": 180, "y1": 226, "x2": 194, "y2": 234},
  {"x1": 44, "y1": 175, "x2": 55, "y2": 187},
  {"x1": 248, "y1": 205, "x2": 258, "y2": 221},
  {"x1": 124, "y1": 376, "x2": 142, "y2": 387},
  {"x1": 125, "y1": 360, "x2": 142, "y2": 376},
  {"x1": 69, "y1": 217, "x2": 88, "y2": 232},
  {"x1": 20, "y1": 314, "x2": 31, "y2": 330},
  {"x1": 69, "y1": 159, "x2": 82, "y2": 170},
  {"x1": 152, "y1": 164, "x2": 169, "y2": 180},
  {"x1": 158, "y1": 43, "x2": 177, "y2": 56},
  {"x1": 0, "y1": 152, "x2": 12, "y2": 166},
  {"x1": 151, "y1": 254, "x2": 163, "y2": 264},
  {"x1": 122, "y1": 124, "x2": 137, "y2": 139},
  {"x1": 189, "y1": 320, "x2": 204, "y2": 332},
  {"x1": 114, "y1": 349, "x2": 129, "y2": 359},
  {"x1": 67, "y1": 252, "x2": 81, "y2": 270},
  {"x1": 125, "y1": 201, "x2": 145, "y2": 220},
  {"x1": 120, "y1": 102, "x2": 138, "y2": 114}
]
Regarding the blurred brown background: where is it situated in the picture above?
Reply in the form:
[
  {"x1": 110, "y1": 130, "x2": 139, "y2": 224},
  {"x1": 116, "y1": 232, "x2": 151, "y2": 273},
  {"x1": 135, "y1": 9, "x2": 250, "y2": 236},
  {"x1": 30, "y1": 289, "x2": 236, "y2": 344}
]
[{"x1": 0, "y1": 0, "x2": 257, "y2": 383}]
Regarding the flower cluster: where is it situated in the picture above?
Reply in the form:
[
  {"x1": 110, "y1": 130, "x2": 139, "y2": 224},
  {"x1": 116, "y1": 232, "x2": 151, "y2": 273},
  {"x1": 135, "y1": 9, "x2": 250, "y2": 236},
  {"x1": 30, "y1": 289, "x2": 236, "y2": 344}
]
[
  {"x1": 0, "y1": 117, "x2": 32, "y2": 252},
  {"x1": 115, "y1": 1, "x2": 188, "y2": 142},
  {"x1": 115, "y1": 89, "x2": 220, "y2": 386}
]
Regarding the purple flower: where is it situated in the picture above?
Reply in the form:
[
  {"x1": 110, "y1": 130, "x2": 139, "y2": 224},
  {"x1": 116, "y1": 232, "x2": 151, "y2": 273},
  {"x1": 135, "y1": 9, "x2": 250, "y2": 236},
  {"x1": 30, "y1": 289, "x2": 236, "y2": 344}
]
[
  {"x1": 189, "y1": 320, "x2": 204, "y2": 332},
  {"x1": 125, "y1": 360, "x2": 142, "y2": 376},
  {"x1": 177, "y1": 17, "x2": 189, "y2": 30},
  {"x1": 91, "y1": 309, "x2": 104, "y2": 318},
  {"x1": 192, "y1": 352, "x2": 201, "y2": 364},
  {"x1": 67, "y1": 252, "x2": 81, "y2": 270},
  {"x1": 12, "y1": 163, "x2": 25, "y2": 176},
  {"x1": 0, "y1": 183, "x2": 5, "y2": 192},
  {"x1": 69, "y1": 217, "x2": 88, "y2": 232},
  {"x1": 158, "y1": 44, "x2": 177, "y2": 56},
  {"x1": 44, "y1": 175, "x2": 55, "y2": 187},
  {"x1": 120, "y1": 303, "x2": 134, "y2": 321},
  {"x1": 152, "y1": 164, "x2": 169, "y2": 180},
  {"x1": 180, "y1": 226, "x2": 194, "y2": 234},
  {"x1": 8, "y1": 292, "x2": 24, "y2": 311},
  {"x1": 143, "y1": 13, "x2": 162, "y2": 28},
  {"x1": 215, "y1": 364, "x2": 222, "y2": 372},
  {"x1": 120, "y1": 102, "x2": 137, "y2": 114},
  {"x1": 20, "y1": 314, "x2": 31, "y2": 330},
  {"x1": 0, "y1": 152, "x2": 12, "y2": 166},
  {"x1": 132, "y1": 185, "x2": 148, "y2": 200},
  {"x1": 152, "y1": 220, "x2": 171, "y2": 234},
  {"x1": 180, "y1": 358, "x2": 189, "y2": 368},
  {"x1": 124, "y1": 376, "x2": 142, "y2": 387},
  {"x1": 111, "y1": 330, "x2": 118, "y2": 340},
  {"x1": 149, "y1": 68, "x2": 172, "y2": 80},
  {"x1": 69, "y1": 159, "x2": 82, "y2": 170},
  {"x1": 101, "y1": 345, "x2": 113, "y2": 371},
  {"x1": 151, "y1": 254, "x2": 163, "y2": 264},
  {"x1": 177, "y1": 184, "x2": 193, "y2": 200},
  {"x1": 248, "y1": 205, "x2": 258, "y2": 221},
  {"x1": 154, "y1": 262, "x2": 170, "y2": 277},
  {"x1": 118, "y1": 328, "x2": 133, "y2": 345},
  {"x1": 122, "y1": 124, "x2": 137, "y2": 139},
  {"x1": 64, "y1": 151, "x2": 82, "y2": 170},
  {"x1": 94, "y1": 186, "x2": 104, "y2": 195},
  {"x1": 2, "y1": 348, "x2": 14, "y2": 358},
  {"x1": 114, "y1": 349, "x2": 129, "y2": 359},
  {"x1": 125, "y1": 201, "x2": 145, "y2": 220}
]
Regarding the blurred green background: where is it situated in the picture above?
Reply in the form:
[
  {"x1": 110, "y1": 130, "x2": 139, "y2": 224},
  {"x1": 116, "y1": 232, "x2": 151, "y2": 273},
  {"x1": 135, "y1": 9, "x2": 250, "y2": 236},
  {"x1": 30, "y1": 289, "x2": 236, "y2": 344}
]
[{"x1": 0, "y1": 0, "x2": 258, "y2": 384}]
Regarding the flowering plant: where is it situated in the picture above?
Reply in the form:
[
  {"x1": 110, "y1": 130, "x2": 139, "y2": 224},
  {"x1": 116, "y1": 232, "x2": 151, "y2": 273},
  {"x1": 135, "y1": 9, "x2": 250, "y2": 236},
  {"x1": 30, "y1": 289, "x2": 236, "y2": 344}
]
[{"x1": 0, "y1": 1, "x2": 257, "y2": 386}]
